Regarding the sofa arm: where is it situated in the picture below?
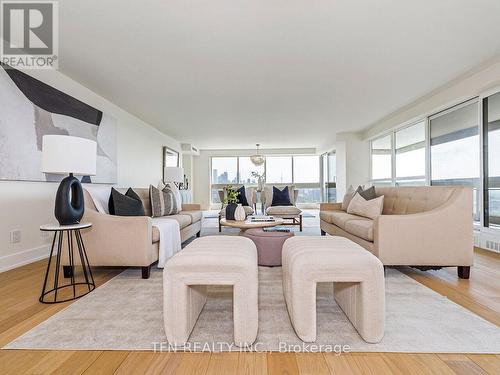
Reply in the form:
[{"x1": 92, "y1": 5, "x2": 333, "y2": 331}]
[
  {"x1": 374, "y1": 188, "x2": 473, "y2": 266},
  {"x1": 61, "y1": 209, "x2": 154, "y2": 267},
  {"x1": 182, "y1": 203, "x2": 201, "y2": 211},
  {"x1": 320, "y1": 202, "x2": 343, "y2": 211}
]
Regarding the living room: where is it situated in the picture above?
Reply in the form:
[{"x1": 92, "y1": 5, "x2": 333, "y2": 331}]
[{"x1": 1, "y1": 1, "x2": 500, "y2": 374}]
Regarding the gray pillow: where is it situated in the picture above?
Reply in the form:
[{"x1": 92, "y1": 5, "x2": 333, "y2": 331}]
[
  {"x1": 359, "y1": 186, "x2": 376, "y2": 201},
  {"x1": 109, "y1": 188, "x2": 145, "y2": 216},
  {"x1": 149, "y1": 185, "x2": 180, "y2": 217}
]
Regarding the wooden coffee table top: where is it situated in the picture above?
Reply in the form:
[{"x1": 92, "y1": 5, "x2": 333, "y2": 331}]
[{"x1": 220, "y1": 217, "x2": 284, "y2": 230}]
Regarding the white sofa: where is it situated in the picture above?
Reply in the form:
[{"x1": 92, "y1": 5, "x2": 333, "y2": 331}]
[{"x1": 320, "y1": 186, "x2": 474, "y2": 278}]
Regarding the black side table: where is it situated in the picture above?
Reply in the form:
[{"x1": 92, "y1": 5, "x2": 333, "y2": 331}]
[{"x1": 39, "y1": 223, "x2": 95, "y2": 303}]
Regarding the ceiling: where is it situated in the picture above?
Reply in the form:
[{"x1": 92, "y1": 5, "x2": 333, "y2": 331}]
[{"x1": 59, "y1": 0, "x2": 500, "y2": 150}]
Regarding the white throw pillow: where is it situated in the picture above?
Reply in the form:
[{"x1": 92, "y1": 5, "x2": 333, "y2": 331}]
[{"x1": 347, "y1": 193, "x2": 384, "y2": 220}]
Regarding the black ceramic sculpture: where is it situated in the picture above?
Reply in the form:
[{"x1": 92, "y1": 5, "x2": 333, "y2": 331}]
[{"x1": 54, "y1": 173, "x2": 85, "y2": 225}]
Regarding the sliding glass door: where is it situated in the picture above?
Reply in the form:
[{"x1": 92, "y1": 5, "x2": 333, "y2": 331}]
[
  {"x1": 483, "y1": 92, "x2": 500, "y2": 228},
  {"x1": 324, "y1": 151, "x2": 336, "y2": 202},
  {"x1": 429, "y1": 100, "x2": 480, "y2": 222}
]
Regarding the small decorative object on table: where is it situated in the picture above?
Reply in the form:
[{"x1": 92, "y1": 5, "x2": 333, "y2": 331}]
[
  {"x1": 223, "y1": 185, "x2": 240, "y2": 220},
  {"x1": 234, "y1": 203, "x2": 246, "y2": 221},
  {"x1": 39, "y1": 222, "x2": 95, "y2": 304}
]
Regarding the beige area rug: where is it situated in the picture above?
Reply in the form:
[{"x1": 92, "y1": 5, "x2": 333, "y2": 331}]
[{"x1": 4, "y1": 266, "x2": 500, "y2": 353}]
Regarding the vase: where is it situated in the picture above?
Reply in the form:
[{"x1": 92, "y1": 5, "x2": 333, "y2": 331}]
[
  {"x1": 225, "y1": 203, "x2": 238, "y2": 220},
  {"x1": 257, "y1": 177, "x2": 264, "y2": 192},
  {"x1": 234, "y1": 204, "x2": 246, "y2": 221}
]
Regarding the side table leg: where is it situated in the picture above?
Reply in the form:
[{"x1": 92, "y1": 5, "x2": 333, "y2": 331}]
[
  {"x1": 53, "y1": 230, "x2": 64, "y2": 302},
  {"x1": 76, "y1": 229, "x2": 95, "y2": 288},
  {"x1": 68, "y1": 230, "x2": 76, "y2": 298},
  {"x1": 39, "y1": 232, "x2": 57, "y2": 303}
]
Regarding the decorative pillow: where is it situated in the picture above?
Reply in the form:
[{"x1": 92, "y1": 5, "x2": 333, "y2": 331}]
[
  {"x1": 359, "y1": 186, "x2": 376, "y2": 201},
  {"x1": 237, "y1": 186, "x2": 249, "y2": 206},
  {"x1": 109, "y1": 188, "x2": 145, "y2": 216},
  {"x1": 149, "y1": 185, "x2": 179, "y2": 217},
  {"x1": 159, "y1": 181, "x2": 182, "y2": 210},
  {"x1": 271, "y1": 186, "x2": 293, "y2": 206},
  {"x1": 341, "y1": 185, "x2": 362, "y2": 211},
  {"x1": 347, "y1": 193, "x2": 384, "y2": 220}
]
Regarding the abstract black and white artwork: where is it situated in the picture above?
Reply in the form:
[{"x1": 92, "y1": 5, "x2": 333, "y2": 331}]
[{"x1": 0, "y1": 64, "x2": 117, "y2": 183}]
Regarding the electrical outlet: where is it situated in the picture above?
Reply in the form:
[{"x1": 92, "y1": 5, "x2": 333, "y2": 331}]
[{"x1": 10, "y1": 230, "x2": 21, "y2": 243}]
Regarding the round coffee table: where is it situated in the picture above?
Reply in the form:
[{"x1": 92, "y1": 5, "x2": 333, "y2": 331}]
[{"x1": 219, "y1": 217, "x2": 284, "y2": 231}]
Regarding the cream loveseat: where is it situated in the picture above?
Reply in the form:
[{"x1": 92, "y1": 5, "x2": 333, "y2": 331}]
[
  {"x1": 62, "y1": 188, "x2": 202, "y2": 279},
  {"x1": 320, "y1": 186, "x2": 473, "y2": 278}
]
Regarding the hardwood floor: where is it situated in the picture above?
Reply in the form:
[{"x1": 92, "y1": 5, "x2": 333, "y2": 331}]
[{"x1": 0, "y1": 249, "x2": 499, "y2": 374}]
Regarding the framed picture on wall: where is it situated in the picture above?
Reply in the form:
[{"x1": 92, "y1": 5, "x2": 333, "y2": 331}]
[{"x1": 163, "y1": 146, "x2": 179, "y2": 180}]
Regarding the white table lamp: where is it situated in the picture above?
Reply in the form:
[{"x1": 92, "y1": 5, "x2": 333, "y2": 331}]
[{"x1": 164, "y1": 166, "x2": 184, "y2": 183}]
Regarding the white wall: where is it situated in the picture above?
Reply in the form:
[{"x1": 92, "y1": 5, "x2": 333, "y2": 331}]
[
  {"x1": 335, "y1": 132, "x2": 370, "y2": 199},
  {"x1": 0, "y1": 69, "x2": 181, "y2": 272},
  {"x1": 193, "y1": 148, "x2": 317, "y2": 210},
  {"x1": 363, "y1": 57, "x2": 500, "y2": 140}
]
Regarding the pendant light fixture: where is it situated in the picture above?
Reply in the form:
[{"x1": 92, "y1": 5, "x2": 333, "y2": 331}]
[{"x1": 250, "y1": 143, "x2": 265, "y2": 166}]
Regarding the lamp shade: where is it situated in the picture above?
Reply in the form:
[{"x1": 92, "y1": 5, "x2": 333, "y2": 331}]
[
  {"x1": 164, "y1": 167, "x2": 184, "y2": 182},
  {"x1": 42, "y1": 135, "x2": 97, "y2": 175}
]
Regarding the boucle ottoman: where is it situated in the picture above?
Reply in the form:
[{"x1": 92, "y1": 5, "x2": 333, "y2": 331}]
[
  {"x1": 163, "y1": 236, "x2": 258, "y2": 347},
  {"x1": 241, "y1": 228, "x2": 294, "y2": 266},
  {"x1": 282, "y1": 236, "x2": 385, "y2": 343}
]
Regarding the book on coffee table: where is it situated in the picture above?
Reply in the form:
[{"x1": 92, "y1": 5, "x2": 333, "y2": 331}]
[{"x1": 250, "y1": 216, "x2": 275, "y2": 222}]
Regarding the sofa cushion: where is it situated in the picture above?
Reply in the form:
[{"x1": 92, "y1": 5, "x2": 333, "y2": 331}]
[
  {"x1": 347, "y1": 193, "x2": 384, "y2": 220},
  {"x1": 264, "y1": 185, "x2": 295, "y2": 208},
  {"x1": 266, "y1": 205, "x2": 302, "y2": 216},
  {"x1": 344, "y1": 219, "x2": 374, "y2": 242},
  {"x1": 341, "y1": 185, "x2": 362, "y2": 210},
  {"x1": 109, "y1": 188, "x2": 145, "y2": 216},
  {"x1": 179, "y1": 210, "x2": 202, "y2": 223},
  {"x1": 150, "y1": 185, "x2": 180, "y2": 217},
  {"x1": 167, "y1": 214, "x2": 192, "y2": 229},
  {"x1": 237, "y1": 186, "x2": 250, "y2": 206},
  {"x1": 271, "y1": 186, "x2": 293, "y2": 206},
  {"x1": 319, "y1": 210, "x2": 366, "y2": 229},
  {"x1": 359, "y1": 186, "x2": 376, "y2": 201}
]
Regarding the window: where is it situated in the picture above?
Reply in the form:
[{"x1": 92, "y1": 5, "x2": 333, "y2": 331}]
[
  {"x1": 430, "y1": 100, "x2": 480, "y2": 222},
  {"x1": 395, "y1": 121, "x2": 426, "y2": 185},
  {"x1": 210, "y1": 154, "x2": 321, "y2": 205},
  {"x1": 293, "y1": 155, "x2": 320, "y2": 203},
  {"x1": 293, "y1": 156, "x2": 320, "y2": 183},
  {"x1": 238, "y1": 157, "x2": 264, "y2": 184},
  {"x1": 266, "y1": 156, "x2": 292, "y2": 183},
  {"x1": 211, "y1": 157, "x2": 237, "y2": 184},
  {"x1": 371, "y1": 134, "x2": 392, "y2": 182},
  {"x1": 484, "y1": 92, "x2": 500, "y2": 228},
  {"x1": 211, "y1": 157, "x2": 237, "y2": 204},
  {"x1": 370, "y1": 121, "x2": 427, "y2": 186},
  {"x1": 324, "y1": 151, "x2": 336, "y2": 202}
]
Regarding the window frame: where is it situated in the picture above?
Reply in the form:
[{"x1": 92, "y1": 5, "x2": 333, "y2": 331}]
[
  {"x1": 369, "y1": 119, "x2": 428, "y2": 186},
  {"x1": 209, "y1": 154, "x2": 323, "y2": 206}
]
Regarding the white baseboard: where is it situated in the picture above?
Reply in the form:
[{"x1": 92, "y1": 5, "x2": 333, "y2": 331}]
[{"x1": 0, "y1": 245, "x2": 51, "y2": 273}]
